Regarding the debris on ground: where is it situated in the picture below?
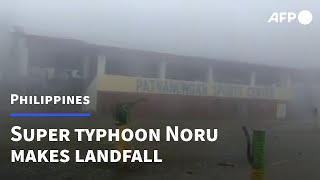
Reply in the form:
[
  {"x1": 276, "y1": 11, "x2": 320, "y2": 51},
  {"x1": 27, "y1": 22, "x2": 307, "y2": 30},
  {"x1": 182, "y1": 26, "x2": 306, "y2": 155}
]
[
  {"x1": 271, "y1": 160, "x2": 289, "y2": 166},
  {"x1": 217, "y1": 162, "x2": 236, "y2": 167}
]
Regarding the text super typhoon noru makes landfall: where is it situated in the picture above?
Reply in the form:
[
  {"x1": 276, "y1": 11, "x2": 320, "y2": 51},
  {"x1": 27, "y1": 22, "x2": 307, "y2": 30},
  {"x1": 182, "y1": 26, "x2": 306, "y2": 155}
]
[{"x1": 11, "y1": 126, "x2": 218, "y2": 163}]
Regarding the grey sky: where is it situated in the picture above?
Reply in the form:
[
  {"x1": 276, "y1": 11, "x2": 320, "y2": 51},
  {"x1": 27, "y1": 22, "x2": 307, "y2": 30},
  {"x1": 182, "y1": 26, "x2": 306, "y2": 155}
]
[{"x1": 7, "y1": 0, "x2": 320, "y2": 68}]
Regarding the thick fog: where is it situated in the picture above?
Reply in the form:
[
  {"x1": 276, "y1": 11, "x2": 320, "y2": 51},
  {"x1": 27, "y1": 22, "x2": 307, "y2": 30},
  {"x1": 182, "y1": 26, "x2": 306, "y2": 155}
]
[{"x1": 4, "y1": 0, "x2": 320, "y2": 68}]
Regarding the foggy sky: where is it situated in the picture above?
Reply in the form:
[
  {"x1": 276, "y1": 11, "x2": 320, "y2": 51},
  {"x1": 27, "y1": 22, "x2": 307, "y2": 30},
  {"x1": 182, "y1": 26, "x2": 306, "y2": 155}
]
[{"x1": 6, "y1": 0, "x2": 320, "y2": 68}]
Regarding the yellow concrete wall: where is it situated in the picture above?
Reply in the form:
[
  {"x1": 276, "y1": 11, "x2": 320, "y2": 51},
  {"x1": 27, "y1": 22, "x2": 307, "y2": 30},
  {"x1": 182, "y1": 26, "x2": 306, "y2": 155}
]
[{"x1": 97, "y1": 75, "x2": 293, "y2": 101}]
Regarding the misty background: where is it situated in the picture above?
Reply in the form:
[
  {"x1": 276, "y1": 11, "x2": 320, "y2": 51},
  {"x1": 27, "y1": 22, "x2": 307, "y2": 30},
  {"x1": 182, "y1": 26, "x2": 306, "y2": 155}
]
[
  {"x1": 2, "y1": 2, "x2": 320, "y2": 179},
  {"x1": 1, "y1": 0, "x2": 320, "y2": 68}
]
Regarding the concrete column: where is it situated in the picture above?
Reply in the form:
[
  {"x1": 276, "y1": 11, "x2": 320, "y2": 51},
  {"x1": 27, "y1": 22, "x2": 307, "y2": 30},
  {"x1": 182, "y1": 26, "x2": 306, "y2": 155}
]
[
  {"x1": 17, "y1": 37, "x2": 29, "y2": 77},
  {"x1": 159, "y1": 61, "x2": 167, "y2": 80},
  {"x1": 276, "y1": 103, "x2": 287, "y2": 120},
  {"x1": 82, "y1": 55, "x2": 90, "y2": 79},
  {"x1": 83, "y1": 54, "x2": 105, "y2": 113},
  {"x1": 207, "y1": 66, "x2": 213, "y2": 83},
  {"x1": 286, "y1": 74, "x2": 292, "y2": 88},
  {"x1": 280, "y1": 73, "x2": 292, "y2": 88},
  {"x1": 250, "y1": 71, "x2": 256, "y2": 86},
  {"x1": 97, "y1": 54, "x2": 106, "y2": 75}
]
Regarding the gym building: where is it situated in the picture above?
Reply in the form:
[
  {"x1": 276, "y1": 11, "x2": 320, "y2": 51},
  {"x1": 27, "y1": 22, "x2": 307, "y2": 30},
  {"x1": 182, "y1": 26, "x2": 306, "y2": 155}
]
[{"x1": 3, "y1": 30, "x2": 302, "y2": 121}]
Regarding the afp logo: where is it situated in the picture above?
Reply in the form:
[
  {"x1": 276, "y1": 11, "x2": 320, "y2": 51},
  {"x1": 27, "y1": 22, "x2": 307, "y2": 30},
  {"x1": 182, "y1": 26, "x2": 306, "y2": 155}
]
[{"x1": 268, "y1": 10, "x2": 313, "y2": 25}]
